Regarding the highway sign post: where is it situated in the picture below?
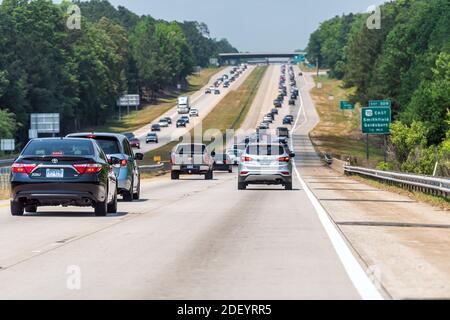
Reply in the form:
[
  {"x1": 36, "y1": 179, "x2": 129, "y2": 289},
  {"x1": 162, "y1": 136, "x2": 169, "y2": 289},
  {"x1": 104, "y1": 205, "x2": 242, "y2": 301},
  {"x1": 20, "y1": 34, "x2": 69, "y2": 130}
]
[
  {"x1": 117, "y1": 94, "x2": 140, "y2": 119},
  {"x1": 340, "y1": 101, "x2": 355, "y2": 110},
  {"x1": 361, "y1": 105, "x2": 392, "y2": 162},
  {"x1": 30, "y1": 113, "x2": 60, "y2": 137},
  {"x1": 0, "y1": 139, "x2": 15, "y2": 151}
]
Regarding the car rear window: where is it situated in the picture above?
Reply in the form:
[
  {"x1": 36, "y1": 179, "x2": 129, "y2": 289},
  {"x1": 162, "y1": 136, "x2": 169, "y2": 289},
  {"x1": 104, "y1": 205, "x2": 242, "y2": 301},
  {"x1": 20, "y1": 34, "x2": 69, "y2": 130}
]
[
  {"x1": 22, "y1": 139, "x2": 94, "y2": 157},
  {"x1": 246, "y1": 144, "x2": 285, "y2": 156},
  {"x1": 175, "y1": 144, "x2": 206, "y2": 154}
]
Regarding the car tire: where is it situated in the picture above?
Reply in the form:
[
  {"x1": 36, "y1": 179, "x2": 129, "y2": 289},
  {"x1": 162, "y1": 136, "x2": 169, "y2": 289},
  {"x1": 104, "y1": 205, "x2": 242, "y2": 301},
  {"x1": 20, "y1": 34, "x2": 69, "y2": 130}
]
[
  {"x1": 123, "y1": 180, "x2": 133, "y2": 202},
  {"x1": 205, "y1": 170, "x2": 213, "y2": 180},
  {"x1": 238, "y1": 182, "x2": 247, "y2": 190},
  {"x1": 95, "y1": 198, "x2": 108, "y2": 217},
  {"x1": 171, "y1": 171, "x2": 179, "y2": 180},
  {"x1": 25, "y1": 205, "x2": 37, "y2": 213},
  {"x1": 285, "y1": 182, "x2": 293, "y2": 190},
  {"x1": 133, "y1": 179, "x2": 140, "y2": 200},
  {"x1": 11, "y1": 201, "x2": 24, "y2": 216},
  {"x1": 107, "y1": 188, "x2": 118, "y2": 214},
  {"x1": 228, "y1": 167, "x2": 233, "y2": 173}
]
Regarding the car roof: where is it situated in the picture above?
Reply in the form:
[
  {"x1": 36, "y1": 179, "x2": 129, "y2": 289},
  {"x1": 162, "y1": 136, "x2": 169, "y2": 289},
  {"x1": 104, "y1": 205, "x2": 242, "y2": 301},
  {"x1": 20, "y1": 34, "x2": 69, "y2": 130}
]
[{"x1": 67, "y1": 132, "x2": 126, "y2": 141}]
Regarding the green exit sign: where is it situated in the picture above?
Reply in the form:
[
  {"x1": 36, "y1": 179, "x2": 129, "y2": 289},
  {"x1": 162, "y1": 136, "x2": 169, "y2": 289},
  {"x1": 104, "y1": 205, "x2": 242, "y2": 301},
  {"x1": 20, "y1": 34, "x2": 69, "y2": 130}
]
[
  {"x1": 293, "y1": 55, "x2": 305, "y2": 63},
  {"x1": 340, "y1": 101, "x2": 355, "y2": 110},
  {"x1": 369, "y1": 100, "x2": 391, "y2": 107},
  {"x1": 361, "y1": 106, "x2": 391, "y2": 134}
]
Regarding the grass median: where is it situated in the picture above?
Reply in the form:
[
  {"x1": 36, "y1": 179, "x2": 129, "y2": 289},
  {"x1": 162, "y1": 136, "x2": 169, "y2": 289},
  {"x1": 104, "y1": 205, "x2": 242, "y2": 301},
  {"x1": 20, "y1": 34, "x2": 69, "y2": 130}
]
[
  {"x1": 96, "y1": 67, "x2": 224, "y2": 133},
  {"x1": 309, "y1": 75, "x2": 384, "y2": 167},
  {"x1": 141, "y1": 66, "x2": 268, "y2": 166}
]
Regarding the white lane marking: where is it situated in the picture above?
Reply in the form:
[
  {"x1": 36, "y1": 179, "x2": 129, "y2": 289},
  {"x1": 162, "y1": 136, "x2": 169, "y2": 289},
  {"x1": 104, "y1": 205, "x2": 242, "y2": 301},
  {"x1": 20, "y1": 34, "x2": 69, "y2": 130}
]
[{"x1": 290, "y1": 69, "x2": 383, "y2": 300}]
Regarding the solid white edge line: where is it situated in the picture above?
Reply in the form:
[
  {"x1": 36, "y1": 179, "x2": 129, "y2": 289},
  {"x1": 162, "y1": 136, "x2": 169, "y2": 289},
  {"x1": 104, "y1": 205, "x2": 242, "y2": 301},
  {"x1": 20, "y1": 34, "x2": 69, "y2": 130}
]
[{"x1": 291, "y1": 70, "x2": 383, "y2": 300}]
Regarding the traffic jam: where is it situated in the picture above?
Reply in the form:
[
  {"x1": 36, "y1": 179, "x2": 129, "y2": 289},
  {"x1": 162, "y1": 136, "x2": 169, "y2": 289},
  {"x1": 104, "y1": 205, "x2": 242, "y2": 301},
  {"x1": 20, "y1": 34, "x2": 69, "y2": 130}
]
[{"x1": 8, "y1": 63, "x2": 300, "y2": 216}]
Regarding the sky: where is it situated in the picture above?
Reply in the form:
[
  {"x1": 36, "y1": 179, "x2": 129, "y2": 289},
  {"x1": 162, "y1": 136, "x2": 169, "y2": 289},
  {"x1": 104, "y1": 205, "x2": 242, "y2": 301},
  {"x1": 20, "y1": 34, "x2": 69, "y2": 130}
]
[{"x1": 104, "y1": 0, "x2": 388, "y2": 52}]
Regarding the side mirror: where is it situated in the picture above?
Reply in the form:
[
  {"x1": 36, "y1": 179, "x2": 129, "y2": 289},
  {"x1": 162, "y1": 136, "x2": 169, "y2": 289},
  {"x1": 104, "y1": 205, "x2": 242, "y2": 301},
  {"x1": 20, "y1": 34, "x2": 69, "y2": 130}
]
[
  {"x1": 211, "y1": 151, "x2": 216, "y2": 157},
  {"x1": 109, "y1": 156, "x2": 121, "y2": 165},
  {"x1": 134, "y1": 153, "x2": 144, "y2": 161},
  {"x1": 289, "y1": 153, "x2": 296, "y2": 158}
]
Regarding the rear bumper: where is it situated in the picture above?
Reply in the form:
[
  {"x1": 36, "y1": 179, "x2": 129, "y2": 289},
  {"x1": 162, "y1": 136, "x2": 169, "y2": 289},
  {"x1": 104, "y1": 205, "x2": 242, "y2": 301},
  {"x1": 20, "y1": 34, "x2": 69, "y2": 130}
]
[
  {"x1": 213, "y1": 164, "x2": 232, "y2": 171},
  {"x1": 171, "y1": 165, "x2": 211, "y2": 174},
  {"x1": 11, "y1": 182, "x2": 106, "y2": 206},
  {"x1": 238, "y1": 173, "x2": 292, "y2": 185}
]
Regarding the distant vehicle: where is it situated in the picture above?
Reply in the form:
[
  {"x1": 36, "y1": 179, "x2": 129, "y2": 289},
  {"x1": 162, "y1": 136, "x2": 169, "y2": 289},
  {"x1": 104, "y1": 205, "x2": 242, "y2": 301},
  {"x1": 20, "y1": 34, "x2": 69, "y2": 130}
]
[
  {"x1": 263, "y1": 115, "x2": 273, "y2": 123},
  {"x1": 162, "y1": 116, "x2": 172, "y2": 125},
  {"x1": 271, "y1": 108, "x2": 279, "y2": 115},
  {"x1": 67, "y1": 132, "x2": 143, "y2": 201},
  {"x1": 9, "y1": 138, "x2": 118, "y2": 216},
  {"x1": 223, "y1": 82, "x2": 230, "y2": 88},
  {"x1": 205, "y1": 87, "x2": 212, "y2": 94},
  {"x1": 214, "y1": 89, "x2": 221, "y2": 95},
  {"x1": 128, "y1": 137, "x2": 140, "y2": 149},
  {"x1": 283, "y1": 116, "x2": 293, "y2": 125},
  {"x1": 289, "y1": 99, "x2": 296, "y2": 106},
  {"x1": 259, "y1": 122, "x2": 269, "y2": 130},
  {"x1": 123, "y1": 132, "x2": 135, "y2": 140},
  {"x1": 151, "y1": 124, "x2": 161, "y2": 132},
  {"x1": 176, "y1": 119, "x2": 186, "y2": 128},
  {"x1": 170, "y1": 143, "x2": 215, "y2": 180},
  {"x1": 213, "y1": 153, "x2": 233, "y2": 173},
  {"x1": 177, "y1": 96, "x2": 190, "y2": 114},
  {"x1": 277, "y1": 127, "x2": 290, "y2": 138},
  {"x1": 146, "y1": 133, "x2": 158, "y2": 143},
  {"x1": 226, "y1": 149, "x2": 240, "y2": 165},
  {"x1": 273, "y1": 100, "x2": 282, "y2": 108},
  {"x1": 238, "y1": 143, "x2": 295, "y2": 190},
  {"x1": 189, "y1": 108, "x2": 199, "y2": 117},
  {"x1": 158, "y1": 119, "x2": 169, "y2": 127},
  {"x1": 181, "y1": 115, "x2": 190, "y2": 124}
]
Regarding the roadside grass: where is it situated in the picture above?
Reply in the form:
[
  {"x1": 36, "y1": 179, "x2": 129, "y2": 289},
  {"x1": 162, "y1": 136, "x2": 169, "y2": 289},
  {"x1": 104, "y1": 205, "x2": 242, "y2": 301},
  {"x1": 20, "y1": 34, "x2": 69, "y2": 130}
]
[
  {"x1": 0, "y1": 189, "x2": 9, "y2": 200},
  {"x1": 309, "y1": 75, "x2": 384, "y2": 167},
  {"x1": 351, "y1": 175, "x2": 450, "y2": 211},
  {"x1": 96, "y1": 67, "x2": 224, "y2": 133},
  {"x1": 140, "y1": 66, "x2": 268, "y2": 169}
]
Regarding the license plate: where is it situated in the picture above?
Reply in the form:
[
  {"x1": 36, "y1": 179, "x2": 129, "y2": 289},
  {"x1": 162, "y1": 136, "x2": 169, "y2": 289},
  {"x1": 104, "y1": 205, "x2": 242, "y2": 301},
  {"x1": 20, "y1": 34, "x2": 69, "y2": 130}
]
[
  {"x1": 46, "y1": 168, "x2": 64, "y2": 178},
  {"x1": 216, "y1": 161, "x2": 223, "y2": 164},
  {"x1": 187, "y1": 165, "x2": 194, "y2": 169}
]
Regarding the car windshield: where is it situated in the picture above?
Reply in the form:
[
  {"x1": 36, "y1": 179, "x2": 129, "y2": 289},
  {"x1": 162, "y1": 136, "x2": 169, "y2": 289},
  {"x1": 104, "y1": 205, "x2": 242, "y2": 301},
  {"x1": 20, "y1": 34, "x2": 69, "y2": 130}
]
[
  {"x1": 124, "y1": 133, "x2": 134, "y2": 139},
  {"x1": 175, "y1": 144, "x2": 206, "y2": 154},
  {"x1": 22, "y1": 139, "x2": 94, "y2": 157},
  {"x1": 246, "y1": 144, "x2": 285, "y2": 156}
]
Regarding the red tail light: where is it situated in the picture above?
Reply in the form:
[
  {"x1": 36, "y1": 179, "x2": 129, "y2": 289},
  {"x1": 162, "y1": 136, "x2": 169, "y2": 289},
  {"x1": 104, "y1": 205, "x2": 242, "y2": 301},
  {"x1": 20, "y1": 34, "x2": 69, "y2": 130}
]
[
  {"x1": 73, "y1": 163, "x2": 102, "y2": 174},
  {"x1": 278, "y1": 156, "x2": 290, "y2": 162},
  {"x1": 281, "y1": 171, "x2": 290, "y2": 176},
  {"x1": 12, "y1": 163, "x2": 37, "y2": 174},
  {"x1": 240, "y1": 171, "x2": 249, "y2": 175},
  {"x1": 120, "y1": 159, "x2": 128, "y2": 167},
  {"x1": 241, "y1": 156, "x2": 253, "y2": 162}
]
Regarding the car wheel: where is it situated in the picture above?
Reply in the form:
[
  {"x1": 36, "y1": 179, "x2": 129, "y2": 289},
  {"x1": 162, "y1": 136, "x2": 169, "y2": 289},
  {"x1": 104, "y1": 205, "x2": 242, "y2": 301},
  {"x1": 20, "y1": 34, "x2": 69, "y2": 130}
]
[
  {"x1": 11, "y1": 201, "x2": 24, "y2": 216},
  {"x1": 107, "y1": 188, "x2": 118, "y2": 213},
  {"x1": 133, "y1": 179, "x2": 140, "y2": 200},
  {"x1": 205, "y1": 170, "x2": 213, "y2": 180},
  {"x1": 25, "y1": 205, "x2": 37, "y2": 213},
  {"x1": 123, "y1": 179, "x2": 133, "y2": 202},
  {"x1": 238, "y1": 182, "x2": 247, "y2": 190},
  {"x1": 285, "y1": 182, "x2": 293, "y2": 190},
  {"x1": 228, "y1": 167, "x2": 233, "y2": 173},
  {"x1": 94, "y1": 198, "x2": 108, "y2": 216},
  {"x1": 171, "y1": 171, "x2": 179, "y2": 180}
]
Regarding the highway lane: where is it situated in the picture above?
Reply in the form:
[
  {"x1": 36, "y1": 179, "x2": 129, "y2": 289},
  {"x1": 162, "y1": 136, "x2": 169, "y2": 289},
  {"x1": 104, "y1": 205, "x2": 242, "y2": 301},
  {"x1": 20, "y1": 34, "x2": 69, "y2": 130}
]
[
  {"x1": 0, "y1": 64, "x2": 375, "y2": 299},
  {"x1": 133, "y1": 66, "x2": 253, "y2": 154}
]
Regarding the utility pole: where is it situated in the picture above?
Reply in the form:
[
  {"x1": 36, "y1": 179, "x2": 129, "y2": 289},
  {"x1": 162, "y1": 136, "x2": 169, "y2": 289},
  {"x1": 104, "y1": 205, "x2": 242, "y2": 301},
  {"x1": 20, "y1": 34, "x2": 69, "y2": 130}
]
[{"x1": 316, "y1": 57, "x2": 319, "y2": 77}]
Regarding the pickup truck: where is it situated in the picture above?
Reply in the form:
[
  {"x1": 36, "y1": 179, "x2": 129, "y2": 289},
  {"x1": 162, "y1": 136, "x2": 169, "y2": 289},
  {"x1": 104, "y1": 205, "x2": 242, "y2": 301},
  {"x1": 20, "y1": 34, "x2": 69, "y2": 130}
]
[{"x1": 170, "y1": 143, "x2": 215, "y2": 180}]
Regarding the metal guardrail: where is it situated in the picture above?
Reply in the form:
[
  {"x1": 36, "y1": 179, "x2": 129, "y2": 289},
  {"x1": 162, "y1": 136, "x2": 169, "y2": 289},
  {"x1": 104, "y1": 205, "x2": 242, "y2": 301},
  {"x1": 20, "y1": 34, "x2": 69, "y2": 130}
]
[
  {"x1": 139, "y1": 163, "x2": 165, "y2": 172},
  {"x1": 344, "y1": 165, "x2": 450, "y2": 197},
  {"x1": 0, "y1": 159, "x2": 14, "y2": 165},
  {"x1": 0, "y1": 174, "x2": 9, "y2": 191}
]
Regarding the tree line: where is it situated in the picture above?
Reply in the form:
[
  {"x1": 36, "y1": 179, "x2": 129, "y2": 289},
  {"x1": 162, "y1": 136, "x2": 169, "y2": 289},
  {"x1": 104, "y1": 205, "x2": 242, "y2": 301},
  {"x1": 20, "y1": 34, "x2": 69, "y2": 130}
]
[
  {"x1": 306, "y1": 0, "x2": 449, "y2": 175},
  {"x1": 0, "y1": 0, "x2": 237, "y2": 145}
]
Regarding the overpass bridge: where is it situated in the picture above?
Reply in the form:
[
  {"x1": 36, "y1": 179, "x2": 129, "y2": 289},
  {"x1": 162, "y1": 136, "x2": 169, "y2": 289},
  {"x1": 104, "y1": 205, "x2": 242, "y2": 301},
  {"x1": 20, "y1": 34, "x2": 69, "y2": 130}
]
[{"x1": 218, "y1": 52, "x2": 306, "y2": 65}]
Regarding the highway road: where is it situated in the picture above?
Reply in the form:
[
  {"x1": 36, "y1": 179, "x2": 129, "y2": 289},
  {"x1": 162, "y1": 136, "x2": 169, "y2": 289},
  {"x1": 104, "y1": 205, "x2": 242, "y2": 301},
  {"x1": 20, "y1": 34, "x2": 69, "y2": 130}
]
[
  {"x1": 133, "y1": 66, "x2": 253, "y2": 154},
  {"x1": 0, "y1": 64, "x2": 383, "y2": 300}
]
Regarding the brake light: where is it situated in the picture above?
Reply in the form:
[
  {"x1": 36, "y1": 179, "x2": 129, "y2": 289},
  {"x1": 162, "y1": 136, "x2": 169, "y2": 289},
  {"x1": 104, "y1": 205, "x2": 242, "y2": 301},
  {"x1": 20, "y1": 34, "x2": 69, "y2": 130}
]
[
  {"x1": 120, "y1": 159, "x2": 128, "y2": 167},
  {"x1": 281, "y1": 171, "x2": 290, "y2": 176},
  {"x1": 241, "y1": 156, "x2": 253, "y2": 162},
  {"x1": 278, "y1": 156, "x2": 290, "y2": 162},
  {"x1": 73, "y1": 163, "x2": 102, "y2": 174},
  {"x1": 12, "y1": 163, "x2": 37, "y2": 174},
  {"x1": 87, "y1": 134, "x2": 96, "y2": 139},
  {"x1": 240, "y1": 171, "x2": 249, "y2": 175}
]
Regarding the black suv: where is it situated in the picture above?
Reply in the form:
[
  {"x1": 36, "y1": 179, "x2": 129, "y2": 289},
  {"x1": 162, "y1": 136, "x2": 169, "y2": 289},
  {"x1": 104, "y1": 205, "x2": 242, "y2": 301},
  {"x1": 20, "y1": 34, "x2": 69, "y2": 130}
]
[{"x1": 10, "y1": 138, "x2": 118, "y2": 216}]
